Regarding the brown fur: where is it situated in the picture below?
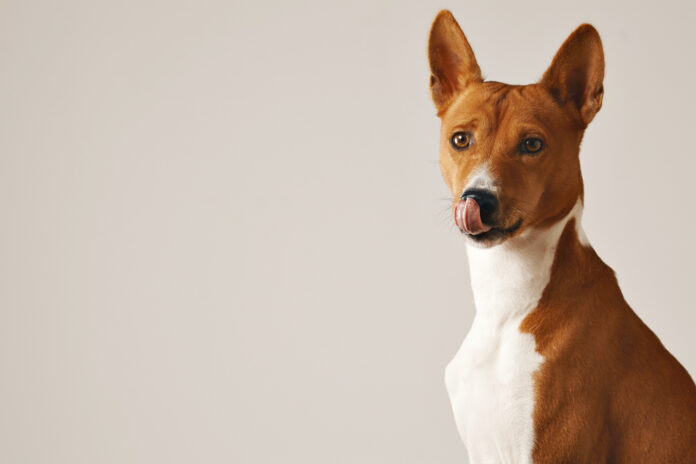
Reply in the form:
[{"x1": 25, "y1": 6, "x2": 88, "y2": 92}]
[{"x1": 428, "y1": 10, "x2": 696, "y2": 462}]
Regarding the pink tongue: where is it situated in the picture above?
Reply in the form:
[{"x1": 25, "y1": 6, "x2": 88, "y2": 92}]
[{"x1": 455, "y1": 198, "x2": 492, "y2": 235}]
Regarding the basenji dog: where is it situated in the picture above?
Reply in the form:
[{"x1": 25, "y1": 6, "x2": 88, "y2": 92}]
[{"x1": 427, "y1": 10, "x2": 696, "y2": 463}]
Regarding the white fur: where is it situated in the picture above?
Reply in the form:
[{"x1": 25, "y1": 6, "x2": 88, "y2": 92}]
[
  {"x1": 465, "y1": 165, "x2": 497, "y2": 193},
  {"x1": 575, "y1": 208, "x2": 590, "y2": 246},
  {"x1": 445, "y1": 199, "x2": 585, "y2": 463}
]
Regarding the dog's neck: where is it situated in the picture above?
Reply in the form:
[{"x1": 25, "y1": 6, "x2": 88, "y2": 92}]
[{"x1": 465, "y1": 199, "x2": 586, "y2": 323}]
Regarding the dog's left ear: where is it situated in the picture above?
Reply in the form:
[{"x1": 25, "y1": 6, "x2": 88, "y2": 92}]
[
  {"x1": 428, "y1": 10, "x2": 482, "y2": 112},
  {"x1": 541, "y1": 24, "x2": 605, "y2": 127}
]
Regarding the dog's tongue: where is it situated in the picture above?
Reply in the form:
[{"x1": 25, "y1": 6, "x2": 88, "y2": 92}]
[{"x1": 455, "y1": 198, "x2": 492, "y2": 235}]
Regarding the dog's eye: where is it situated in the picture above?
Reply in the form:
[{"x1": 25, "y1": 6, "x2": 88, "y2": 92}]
[
  {"x1": 451, "y1": 132, "x2": 472, "y2": 150},
  {"x1": 521, "y1": 137, "x2": 544, "y2": 155}
]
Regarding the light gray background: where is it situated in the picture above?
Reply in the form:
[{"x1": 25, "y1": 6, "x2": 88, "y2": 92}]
[{"x1": 1, "y1": 0, "x2": 694, "y2": 463}]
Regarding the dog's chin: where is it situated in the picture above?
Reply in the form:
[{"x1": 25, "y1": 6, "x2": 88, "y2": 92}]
[{"x1": 460, "y1": 218, "x2": 523, "y2": 248}]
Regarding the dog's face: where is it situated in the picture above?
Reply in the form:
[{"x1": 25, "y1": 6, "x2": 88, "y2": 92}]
[{"x1": 429, "y1": 11, "x2": 604, "y2": 246}]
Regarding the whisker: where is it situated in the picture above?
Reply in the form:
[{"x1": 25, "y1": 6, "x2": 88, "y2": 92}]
[{"x1": 509, "y1": 205, "x2": 532, "y2": 220}]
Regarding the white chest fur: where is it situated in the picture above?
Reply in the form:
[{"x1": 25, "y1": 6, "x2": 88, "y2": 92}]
[{"x1": 445, "y1": 201, "x2": 584, "y2": 464}]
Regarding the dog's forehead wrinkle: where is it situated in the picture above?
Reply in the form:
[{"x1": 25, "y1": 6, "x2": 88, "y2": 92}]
[
  {"x1": 494, "y1": 89, "x2": 562, "y2": 138},
  {"x1": 495, "y1": 92, "x2": 507, "y2": 106}
]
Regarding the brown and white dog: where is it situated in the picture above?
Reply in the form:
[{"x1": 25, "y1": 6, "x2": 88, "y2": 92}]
[{"x1": 427, "y1": 10, "x2": 696, "y2": 463}]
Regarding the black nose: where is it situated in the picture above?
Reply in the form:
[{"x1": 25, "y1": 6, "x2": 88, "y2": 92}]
[{"x1": 461, "y1": 189, "x2": 499, "y2": 224}]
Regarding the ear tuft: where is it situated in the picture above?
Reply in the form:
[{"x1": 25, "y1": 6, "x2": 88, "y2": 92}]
[
  {"x1": 428, "y1": 10, "x2": 482, "y2": 112},
  {"x1": 540, "y1": 24, "x2": 605, "y2": 127}
]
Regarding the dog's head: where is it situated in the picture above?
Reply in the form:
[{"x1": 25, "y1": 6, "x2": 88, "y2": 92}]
[{"x1": 428, "y1": 11, "x2": 604, "y2": 247}]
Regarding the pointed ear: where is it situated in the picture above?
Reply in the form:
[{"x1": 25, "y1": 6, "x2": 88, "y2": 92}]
[
  {"x1": 540, "y1": 24, "x2": 605, "y2": 127},
  {"x1": 428, "y1": 10, "x2": 482, "y2": 111}
]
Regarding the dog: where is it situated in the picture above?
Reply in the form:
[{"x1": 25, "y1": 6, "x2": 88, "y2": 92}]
[{"x1": 427, "y1": 10, "x2": 696, "y2": 463}]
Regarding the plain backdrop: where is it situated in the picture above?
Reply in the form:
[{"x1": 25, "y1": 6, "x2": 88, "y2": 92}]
[{"x1": 1, "y1": 0, "x2": 695, "y2": 463}]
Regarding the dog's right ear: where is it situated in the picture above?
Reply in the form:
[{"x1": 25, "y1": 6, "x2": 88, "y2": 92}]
[{"x1": 428, "y1": 10, "x2": 482, "y2": 112}]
